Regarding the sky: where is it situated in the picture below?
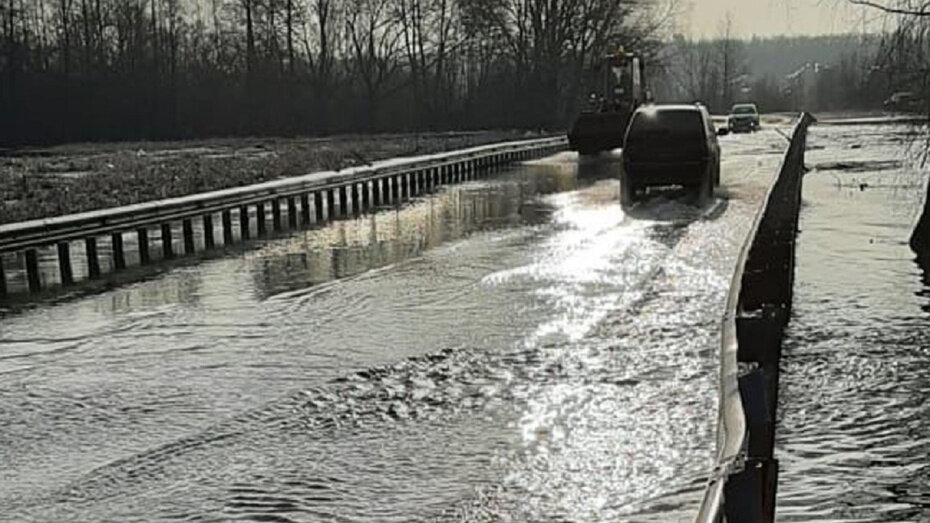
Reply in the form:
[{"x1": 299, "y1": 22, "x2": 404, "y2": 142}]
[{"x1": 683, "y1": 0, "x2": 885, "y2": 38}]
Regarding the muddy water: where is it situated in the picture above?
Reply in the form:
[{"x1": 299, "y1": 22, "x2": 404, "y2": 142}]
[
  {"x1": 0, "y1": 131, "x2": 785, "y2": 522},
  {"x1": 777, "y1": 124, "x2": 930, "y2": 521}
]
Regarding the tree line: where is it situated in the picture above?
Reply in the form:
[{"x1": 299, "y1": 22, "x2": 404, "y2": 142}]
[{"x1": 0, "y1": 0, "x2": 672, "y2": 145}]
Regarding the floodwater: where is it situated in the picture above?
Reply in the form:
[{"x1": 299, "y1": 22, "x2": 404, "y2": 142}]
[
  {"x1": 0, "y1": 131, "x2": 786, "y2": 522},
  {"x1": 777, "y1": 123, "x2": 930, "y2": 521}
]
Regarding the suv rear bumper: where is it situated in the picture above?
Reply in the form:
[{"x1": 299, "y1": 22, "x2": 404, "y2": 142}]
[
  {"x1": 622, "y1": 160, "x2": 709, "y2": 187},
  {"x1": 728, "y1": 118, "x2": 758, "y2": 131}
]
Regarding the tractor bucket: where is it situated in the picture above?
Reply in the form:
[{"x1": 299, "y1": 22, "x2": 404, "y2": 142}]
[{"x1": 567, "y1": 112, "x2": 628, "y2": 155}]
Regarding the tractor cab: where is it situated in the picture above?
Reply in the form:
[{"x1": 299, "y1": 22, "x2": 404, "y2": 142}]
[{"x1": 568, "y1": 48, "x2": 647, "y2": 155}]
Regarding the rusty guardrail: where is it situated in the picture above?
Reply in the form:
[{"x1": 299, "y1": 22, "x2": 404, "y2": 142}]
[
  {"x1": 0, "y1": 136, "x2": 566, "y2": 297},
  {"x1": 695, "y1": 112, "x2": 815, "y2": 522}
]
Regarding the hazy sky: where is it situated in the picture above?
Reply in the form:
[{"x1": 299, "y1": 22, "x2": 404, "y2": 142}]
[{"x1": 683, "y1": 0, "x2": 883, "y2": 38}]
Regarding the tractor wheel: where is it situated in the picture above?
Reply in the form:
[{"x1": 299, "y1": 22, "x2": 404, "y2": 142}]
[{"x1": 621, "y1": 180, "x2": 635, "y2": 208}]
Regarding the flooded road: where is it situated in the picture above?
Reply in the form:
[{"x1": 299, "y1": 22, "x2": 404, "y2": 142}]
[
  {"x1": 777, "y1": 123, "x2": 930, "y2": 521},
  {"x1": 0, "y1": 131, "x2": 786, "y2": 522}
]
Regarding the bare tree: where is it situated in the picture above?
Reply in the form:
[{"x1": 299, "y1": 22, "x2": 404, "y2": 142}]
[
  {"x1": 848, "y1": 0, "x2": 930, "y2": 264},
  {"x1": 346, "y1": 0, "x2": 401, "y2": 129}
]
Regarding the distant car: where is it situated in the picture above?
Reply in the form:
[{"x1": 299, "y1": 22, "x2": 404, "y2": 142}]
[
  {"x1": 883, "y1": 91, "x2": 922, "y2": 113},
  {"x1": 619, "y1": 103, "x2": 722, "y2": 206},
  {"x1": 728, "y1": 103, "x2": 760, "y2": 133}
]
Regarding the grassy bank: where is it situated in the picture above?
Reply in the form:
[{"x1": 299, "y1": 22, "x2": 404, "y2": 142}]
[{"x1": 0, "y1": 131, "x2": 542, "y2": 224}]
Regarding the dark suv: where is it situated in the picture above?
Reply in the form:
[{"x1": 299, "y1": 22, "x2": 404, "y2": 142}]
[{"x1": 619, "y1": 104, "x2": 721, "y2": 206}]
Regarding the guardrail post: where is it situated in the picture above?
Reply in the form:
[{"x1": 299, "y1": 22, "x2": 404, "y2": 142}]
[
  {"x1": 351, "y1": 184, "x2": 361, "y2": 215},
  {"x1": 301, "y1": 194, "x2": 311, "y2": 225},
  {"x1": 336, "y1": 185, "x2": 347, "y2": 217},
  {"x1": 85, "y1": 237, "x2": 101, "y2": 278},
  {"x1": 391, "y1": 175, "x2": 400, "y2": 202},
  {"x1": 160, "y1": 224, "x2": 173, "y2": 260},
  {"x1": 112, "y1": 233, "x2": 126, "y2": 270},
  {"x1": 288, "y1": 197, "x2": 298, "y2": 228},
  {"x1": 25, "y1": 249, "x2": 41, "y2": 292},
  {"x1": 257, "y1": 203, "x2": 267, "y2": 235},
  {"x1": 138, "y1": 228, "x2": 150, "y2": 265},
  {"x1": 57, "y1": 242, "x2": 73, "y2": 286},
  {"x1": 315, "y1": 192, "x2": 324, "y2": 222},
  {"x1": 327, "y1": 189, "x2": 336, "y2": 219},
  {"x1": 373, "y1": 180, "x2": 382, "y2": 206},
  {"x1": 236, "y1": 206, "x2": 247, "y2": 241},
  {"x1": 362, "y1": 181, "x2": 371, "y2": 210},
  {"x1": 724, "y1": 458, "x2": 778, "y2": 523},
  {"x1": 272, "y1": 199, "x2": 283, "y2": 231},
  {"x1": 203, "y1": 215, "x2": 215, "y2": 250},
  {"x1": 183, "y1": 219, "x2": 196, "y2": 255},
  {"x1": 381, "y1": 177, "x2": 391, "y2": 205},
  {"x1": 225, "y1": 209, "x2": 237, "y2": 243}
]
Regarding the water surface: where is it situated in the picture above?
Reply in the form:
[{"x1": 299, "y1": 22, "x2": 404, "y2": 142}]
[
  {"x1": 0, "y1": 131, "x2": 786, "y2": 522},
  {"x1": 777, "y1": 123, "x2": 930, "y2": 522}
]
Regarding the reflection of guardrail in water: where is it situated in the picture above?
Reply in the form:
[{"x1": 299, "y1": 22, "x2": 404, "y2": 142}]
[
  {"x1": 695, "y1": 113, "x2": 815, "y2": 523},
  {"x1": 0, "y1": 137, "x2": 566, "y2": 297}
]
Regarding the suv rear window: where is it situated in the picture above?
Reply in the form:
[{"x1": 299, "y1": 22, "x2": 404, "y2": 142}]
[
  {"x1": 627, "y1": 110, "x2": 705, "y2": 141},
  {"x1": 732, "y1": 105, "x2": 757, "y2": 114}
]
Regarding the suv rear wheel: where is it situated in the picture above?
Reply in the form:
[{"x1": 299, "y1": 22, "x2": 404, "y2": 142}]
[{"x1": 697, "y1": 169, "x2": 714, "y2": 205}]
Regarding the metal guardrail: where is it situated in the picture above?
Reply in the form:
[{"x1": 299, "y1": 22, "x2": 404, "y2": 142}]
[
  {"x1": 695, "y1": 113, "x2": 815, "y2": 523},
  {"x1": 0, "y1": 136, "x2": 566, "y2": 296}
]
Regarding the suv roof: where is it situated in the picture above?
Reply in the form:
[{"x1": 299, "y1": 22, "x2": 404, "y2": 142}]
[
  {"x1": 639, "y1": 104, "x2": 705, "y2": 113},
  {"x1": 730, "y1": 103, "x2": 758, "y2": 112},
  {"x1": 626, "y1": 104, "x2": 710, "y2": 142}
]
